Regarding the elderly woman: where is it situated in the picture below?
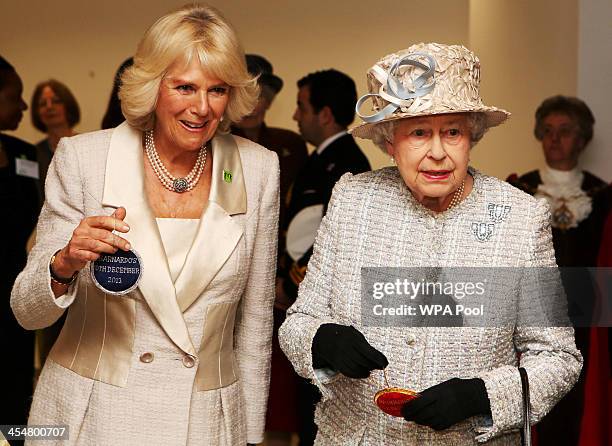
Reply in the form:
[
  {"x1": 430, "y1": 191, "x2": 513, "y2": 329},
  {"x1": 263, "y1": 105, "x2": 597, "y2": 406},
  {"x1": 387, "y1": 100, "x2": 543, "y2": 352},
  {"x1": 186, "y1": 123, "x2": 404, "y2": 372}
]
[
  {"x1": 12, "y1": 4, "x2": 278, "y2": 446},
  {"x1": 279, "y1": 43, "x2": 582, "y2": 445}
]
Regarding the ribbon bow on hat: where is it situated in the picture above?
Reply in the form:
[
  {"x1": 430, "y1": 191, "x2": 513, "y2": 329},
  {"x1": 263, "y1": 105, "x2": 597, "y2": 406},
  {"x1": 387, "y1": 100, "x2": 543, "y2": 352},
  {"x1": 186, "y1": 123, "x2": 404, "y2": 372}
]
[
  {"x1": 350, "y1": 43, "x2": 511, "y2": 143},
  {"x1": 356, "y1": 52, "x2": 436, "y2": 123}
]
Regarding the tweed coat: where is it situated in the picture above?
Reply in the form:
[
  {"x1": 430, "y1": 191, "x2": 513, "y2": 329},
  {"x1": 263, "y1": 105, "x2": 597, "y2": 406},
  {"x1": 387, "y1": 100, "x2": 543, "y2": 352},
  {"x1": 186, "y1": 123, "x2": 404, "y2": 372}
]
[
  {"x1": 11, "y1": 122, "x2": 279, "y2": 445},
  {"x1": 279, "y1": 167, "x2": 582, "y2": 445}
]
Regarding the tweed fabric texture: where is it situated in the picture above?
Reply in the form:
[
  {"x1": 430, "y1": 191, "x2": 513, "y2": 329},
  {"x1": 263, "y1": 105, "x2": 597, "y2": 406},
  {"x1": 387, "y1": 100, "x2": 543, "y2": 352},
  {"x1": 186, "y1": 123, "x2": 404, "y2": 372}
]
[
  {"x1": 11, "y1": 129, "x2": 279, "y2": 445},
  {"x1": 279, "y1": 167, "x2": 582, "y2": 445},
  {"x1": 351, "y1": 43, "x2": 510, "y2": 141}
]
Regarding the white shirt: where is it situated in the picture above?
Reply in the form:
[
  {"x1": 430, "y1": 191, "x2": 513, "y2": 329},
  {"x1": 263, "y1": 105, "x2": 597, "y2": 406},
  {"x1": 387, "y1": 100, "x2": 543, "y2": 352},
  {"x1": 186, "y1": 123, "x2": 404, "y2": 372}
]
[
  {"x1": 315, "y1": 130, "x2": 347, "y2": 155},
  {"x1": 156, "y1": 218, "x2": 199, "y2": 283}
]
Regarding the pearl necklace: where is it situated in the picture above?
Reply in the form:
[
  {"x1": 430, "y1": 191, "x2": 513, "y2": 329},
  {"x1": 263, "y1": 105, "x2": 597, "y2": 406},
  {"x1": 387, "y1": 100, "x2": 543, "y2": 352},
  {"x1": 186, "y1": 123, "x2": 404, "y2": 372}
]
[
  {"x1": 144, "y1": 130, "x2": 207, "y2": 193},
  {"x1": 446, "y1": 178, "x2": 466, "y2": 210}
]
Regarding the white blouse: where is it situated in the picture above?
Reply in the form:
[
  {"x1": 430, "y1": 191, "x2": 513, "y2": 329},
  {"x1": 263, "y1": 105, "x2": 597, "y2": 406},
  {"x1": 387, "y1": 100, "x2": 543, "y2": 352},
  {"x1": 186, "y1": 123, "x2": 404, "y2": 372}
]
[{"x1": 156, "y1": 218, "x2": 200, "y2": 283}]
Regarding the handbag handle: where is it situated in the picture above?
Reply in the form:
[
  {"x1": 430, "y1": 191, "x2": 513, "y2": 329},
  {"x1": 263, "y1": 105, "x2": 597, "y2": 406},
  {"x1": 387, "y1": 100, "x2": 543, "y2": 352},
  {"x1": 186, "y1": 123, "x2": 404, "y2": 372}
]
[{"x1": 518, "y1": 367, "x2": 531, "y2": 446}]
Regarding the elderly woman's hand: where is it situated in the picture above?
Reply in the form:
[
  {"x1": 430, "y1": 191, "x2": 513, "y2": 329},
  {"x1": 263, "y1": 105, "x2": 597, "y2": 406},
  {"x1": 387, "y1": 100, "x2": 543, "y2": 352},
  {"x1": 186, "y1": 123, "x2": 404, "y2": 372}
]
[
  {"x1": 51, "y1": 207, "x2": 131, "y2": 280},
  {"x1": 401, "y1": 378, "x2": 491, "y2": 430},
  {"x1": 311, "y1": 323, "x2": 388, "y2": 379}
]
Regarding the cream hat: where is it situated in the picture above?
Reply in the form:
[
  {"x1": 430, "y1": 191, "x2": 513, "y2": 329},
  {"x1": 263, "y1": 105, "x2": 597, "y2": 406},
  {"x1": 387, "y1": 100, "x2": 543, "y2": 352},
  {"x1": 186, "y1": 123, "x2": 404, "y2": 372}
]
[{"x1": 350, "y1": 42, "x2": 510, "y2": 140}]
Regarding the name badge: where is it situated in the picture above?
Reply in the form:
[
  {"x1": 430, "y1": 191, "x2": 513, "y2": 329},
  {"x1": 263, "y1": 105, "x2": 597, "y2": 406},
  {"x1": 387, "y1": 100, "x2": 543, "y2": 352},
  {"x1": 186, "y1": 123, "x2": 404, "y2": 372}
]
[
  {"x1": 91, "y1": 249, "x2": 142, "y2": 295},
  {"x1": 15, "y1": 158, "x2": 39, "y2": 179}
]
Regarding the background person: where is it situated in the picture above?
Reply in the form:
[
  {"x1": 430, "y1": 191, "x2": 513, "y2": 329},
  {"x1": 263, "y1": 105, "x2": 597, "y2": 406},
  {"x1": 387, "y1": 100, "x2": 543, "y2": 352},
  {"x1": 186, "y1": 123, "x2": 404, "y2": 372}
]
[
  {"x1": 232, "y1": 54, "x2": 307, "y2": 446},
  {"x1": 30, "y1": 79, "x2": 80, "y2": 202},
  {"x1": 0, "y1": 54, "x2": 38, "y2": 430},
  {"x1": 101, "y1": 57, "x2": 134, "y2": 129},
  {"x1": 508, "y1": 96, "x2": 609, "y2": 267},
  {"x1": 278, "y1": 69, "x2": 371, "y2": 305},
  {"x1": 11, "y1": 5, "x2": 278, "y2": 445},
  {"x1": 507, "y1": 96, "x2": 610, "y2": 445},
  {"x1": 232, "y1": 54, "x2": 307, "y2": 262},
  {"x1": 29, "y1": 78, "x2": 81, "y2": 387},
  {"x1": 279, "y1": 42, "x2": 582, "y2": 445},
  {"x1": 277, "y1": 68, "x2": 370, "y2": 445}
]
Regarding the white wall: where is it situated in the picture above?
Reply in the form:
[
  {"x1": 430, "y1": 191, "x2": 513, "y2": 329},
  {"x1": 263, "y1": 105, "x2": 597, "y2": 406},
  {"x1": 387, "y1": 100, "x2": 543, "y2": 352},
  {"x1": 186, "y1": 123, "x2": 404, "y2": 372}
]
[
  {"x1": 469, "y1": 0, "x2": 578, "y2": 179},
  {"x1": 1, "y1": 0, "x2": 469, "y2": 170},
  {"x1": 578, "y1": 0, "x2": 612, "y2": 182},
  {"x1": 3, "y1": 0, "x2": 608, "y2": 181}
]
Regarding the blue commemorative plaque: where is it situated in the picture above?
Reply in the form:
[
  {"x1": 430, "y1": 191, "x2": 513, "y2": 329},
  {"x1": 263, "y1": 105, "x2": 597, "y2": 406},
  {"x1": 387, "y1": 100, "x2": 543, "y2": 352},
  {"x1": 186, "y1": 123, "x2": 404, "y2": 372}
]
[{"x1": 90, "y1": 249, "x2": 142, "y2": 295}]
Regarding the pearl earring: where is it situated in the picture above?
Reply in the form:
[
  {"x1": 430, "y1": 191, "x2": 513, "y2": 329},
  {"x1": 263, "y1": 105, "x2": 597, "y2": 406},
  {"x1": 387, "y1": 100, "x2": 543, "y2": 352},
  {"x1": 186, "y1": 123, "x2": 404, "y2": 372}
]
[{"x1": 390, "y1": 156, "x2": 395, "y2": 165}]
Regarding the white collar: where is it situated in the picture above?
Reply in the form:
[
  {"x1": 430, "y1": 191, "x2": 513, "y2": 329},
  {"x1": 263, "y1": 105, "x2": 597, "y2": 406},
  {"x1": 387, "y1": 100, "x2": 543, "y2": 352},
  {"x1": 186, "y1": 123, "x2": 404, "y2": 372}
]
[
  {"x1": 536, "y1": 166, "x2": 591, "y2": 229},
  {"x1": 541, "y1": 165, "x2": 582, "y2": 187},
  {"x1": 316, "y1": 130, "x2": 347, "y2": 155}
]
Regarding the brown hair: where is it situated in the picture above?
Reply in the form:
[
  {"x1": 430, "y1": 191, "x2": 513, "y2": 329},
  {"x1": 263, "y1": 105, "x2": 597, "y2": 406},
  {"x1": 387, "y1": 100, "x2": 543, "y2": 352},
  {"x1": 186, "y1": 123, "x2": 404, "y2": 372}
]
[
  {"x1": 534, "y1": 95, "x2": 595, "y2": 144},
  {"x1": 30, "y1": 79, "x2": 80, "y2": 132}
]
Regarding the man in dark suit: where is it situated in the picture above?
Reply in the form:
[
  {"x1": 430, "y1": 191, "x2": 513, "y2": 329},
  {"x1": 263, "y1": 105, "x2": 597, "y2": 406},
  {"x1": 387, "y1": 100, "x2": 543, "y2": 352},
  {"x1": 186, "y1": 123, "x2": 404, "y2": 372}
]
[
  {"x1": 0, "y1": 55, "x2": 39, "y2": 429},
  {"x1": 279, "y1": 69, "x2": 370, "y2": 304},
  {"x1": 277, "y1": 69, "x2": 370, "y2": 445}
]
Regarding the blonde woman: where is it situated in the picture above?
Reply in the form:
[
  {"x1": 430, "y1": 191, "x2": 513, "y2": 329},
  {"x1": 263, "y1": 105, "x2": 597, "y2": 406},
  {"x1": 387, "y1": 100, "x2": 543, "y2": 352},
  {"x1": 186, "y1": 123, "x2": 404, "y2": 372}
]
[{"x1": 12, "y1": 4, "x2": 278, "y2": 445}]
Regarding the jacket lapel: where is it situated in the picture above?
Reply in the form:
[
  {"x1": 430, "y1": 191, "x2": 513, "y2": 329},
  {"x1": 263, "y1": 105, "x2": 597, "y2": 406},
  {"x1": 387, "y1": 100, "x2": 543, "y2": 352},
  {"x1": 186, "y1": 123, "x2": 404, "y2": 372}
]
[
  {"x1": 175, "y1": 134, "x2": 246, "y2": 312},
  {"x1": 101, "y1": 122, "x2": 196, "y2": 356}
]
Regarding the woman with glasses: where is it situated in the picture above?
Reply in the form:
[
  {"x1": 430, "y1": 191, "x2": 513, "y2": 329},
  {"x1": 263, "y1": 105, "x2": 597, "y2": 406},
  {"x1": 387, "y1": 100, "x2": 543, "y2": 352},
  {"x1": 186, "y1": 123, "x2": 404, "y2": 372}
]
[
  {"x1": 508, "y1": 98, "x2": 610, "y2": 445},
  {"x1": 508, "y1": 96, "x2": 609, "y2": 267}
]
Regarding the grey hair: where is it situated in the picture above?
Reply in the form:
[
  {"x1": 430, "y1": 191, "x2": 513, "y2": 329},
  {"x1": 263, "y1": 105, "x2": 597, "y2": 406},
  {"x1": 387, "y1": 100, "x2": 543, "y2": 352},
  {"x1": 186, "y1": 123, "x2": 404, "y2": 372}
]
[
  {"x1": 371, "y1": 112, "x2": 489, "y2": 152},
  {"x1": 371, "y1": 120, "x2": 397, "y2": 152},
  {"x1": 467, "y1": 112, "x2": 488, "y2": 145}
]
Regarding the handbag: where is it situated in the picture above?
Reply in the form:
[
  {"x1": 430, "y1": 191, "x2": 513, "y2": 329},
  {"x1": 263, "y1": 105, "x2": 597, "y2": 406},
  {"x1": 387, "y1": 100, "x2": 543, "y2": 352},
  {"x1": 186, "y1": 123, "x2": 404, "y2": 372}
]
[{"x1": 518, "y1": 367, "x2": 531, "y2": 446}]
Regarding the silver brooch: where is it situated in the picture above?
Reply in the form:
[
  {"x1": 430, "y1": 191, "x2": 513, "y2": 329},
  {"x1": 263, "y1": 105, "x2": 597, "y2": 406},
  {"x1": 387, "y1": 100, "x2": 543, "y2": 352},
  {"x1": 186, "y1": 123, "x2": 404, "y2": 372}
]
[
  {"x1": 487, "y1": 203, "x2": 511, "y2": 223},
  {"x1": 472, "y1": 222, "x2": 495, "y2": 242}
]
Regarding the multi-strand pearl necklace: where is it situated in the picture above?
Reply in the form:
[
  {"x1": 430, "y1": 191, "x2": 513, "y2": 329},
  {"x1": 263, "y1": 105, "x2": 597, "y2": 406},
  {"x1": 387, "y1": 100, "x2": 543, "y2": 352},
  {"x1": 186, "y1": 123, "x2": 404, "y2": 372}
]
[
  {"x1": 446, "y1": 178, "x2": 466, "y2": 210},
  {"x1": 144, "y1": 130, "x2": 207, "y2": 193}
]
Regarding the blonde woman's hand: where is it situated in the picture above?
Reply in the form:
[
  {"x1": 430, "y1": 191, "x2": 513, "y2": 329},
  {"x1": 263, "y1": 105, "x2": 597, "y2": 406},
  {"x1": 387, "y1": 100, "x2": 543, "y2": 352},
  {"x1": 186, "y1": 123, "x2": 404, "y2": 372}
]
[{"x1": 51, "y1": 207, "x2": 131, "y2": 280}]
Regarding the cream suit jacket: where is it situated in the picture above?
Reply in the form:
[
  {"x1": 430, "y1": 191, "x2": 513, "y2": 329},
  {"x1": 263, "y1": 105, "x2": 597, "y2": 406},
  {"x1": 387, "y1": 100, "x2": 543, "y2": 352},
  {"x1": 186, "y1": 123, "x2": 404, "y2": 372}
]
[
  {"x1": 279, "y1": 168, "x2": 582, "y2": 445},
  {"x1": 11, "y1": 122, "x2": 279, "y2": 445}
]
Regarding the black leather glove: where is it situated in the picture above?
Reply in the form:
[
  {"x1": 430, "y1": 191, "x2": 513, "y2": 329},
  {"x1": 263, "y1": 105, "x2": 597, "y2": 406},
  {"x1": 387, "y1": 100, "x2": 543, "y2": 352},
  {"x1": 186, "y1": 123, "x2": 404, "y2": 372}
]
[
  {"x1": 401, "y1": 378, "x2": 491, "y2": 431},
  {"x1": 311, "y1": 323, "x2": 388, "y2": 379}
]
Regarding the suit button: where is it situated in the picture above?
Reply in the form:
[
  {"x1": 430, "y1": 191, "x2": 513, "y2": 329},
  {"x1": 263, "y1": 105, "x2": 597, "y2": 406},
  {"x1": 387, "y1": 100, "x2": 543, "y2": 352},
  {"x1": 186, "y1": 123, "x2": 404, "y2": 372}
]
[
  {"x1": 182, "y1": 354, "x2": 196, "y2": 368},
  {"x1": 140, "y1": 352, "x2": 154, "y2": 363}
]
